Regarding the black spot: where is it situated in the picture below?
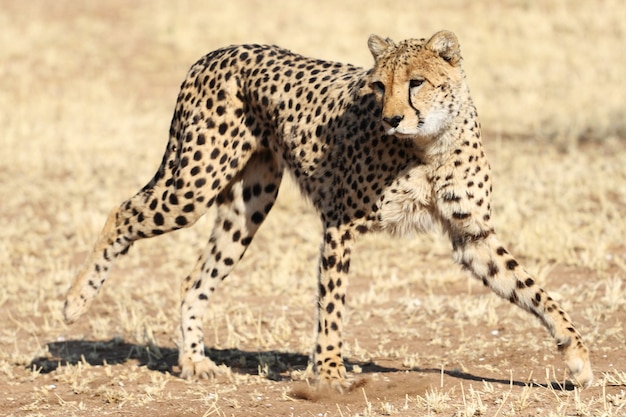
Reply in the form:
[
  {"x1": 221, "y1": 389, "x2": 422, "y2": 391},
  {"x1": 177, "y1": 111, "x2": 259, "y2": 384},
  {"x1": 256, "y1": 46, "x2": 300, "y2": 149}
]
[
  {"x1": 198, "y1": 293, "x2": 208, "y2": 300},
  {"x1": 525, "y1": 278, "x2": 535, "y2": 287},
  {"x1": 443, "y1": 193, "x2": 461, "y2": 202},
  {"x1": 251, "y1": 211, "x2": 264, "y2": 224},
  {"x1": 487, "y1": 261, "x2": 499, "y2": 277},
  {"x1": 496, "y1": 247, "x2": 508, "y2": 256},
  {"x1": 326, "y1": 302, "x2": 335, "y2": 314},
  {"x1": 154, "y1": 212, "x2": 164, "y2": 226},
  {"x1": 506, "y1": 259, "x2": 519, "y2": 270},
  {"x1": 265, "y1": 183, "x2": 277, "y2": 194},
  {"x1": 242, "y1": 187, "x2": 252, "y2": 202},
  {"x1": 175, "y1": 216, "x2": 188, "y2": 226},
  {"x1": 319, "y1": 283, "x2": 327, "y2": 298},
  {"x1": 452, "y1": 212, "x2": 471, "y2": 220}
]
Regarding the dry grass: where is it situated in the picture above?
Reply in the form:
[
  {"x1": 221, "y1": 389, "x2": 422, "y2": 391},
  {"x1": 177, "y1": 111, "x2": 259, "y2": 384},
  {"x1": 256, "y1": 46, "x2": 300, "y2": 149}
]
[{"x1": 1, "y1": 0, "x2": 625, "y2": 416}]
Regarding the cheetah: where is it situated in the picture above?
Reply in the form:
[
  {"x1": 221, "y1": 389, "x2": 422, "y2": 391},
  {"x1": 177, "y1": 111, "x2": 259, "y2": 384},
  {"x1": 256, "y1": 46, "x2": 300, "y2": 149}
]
[{"x1": 63, "y1": 30, "x2": 593, "y2": 389}]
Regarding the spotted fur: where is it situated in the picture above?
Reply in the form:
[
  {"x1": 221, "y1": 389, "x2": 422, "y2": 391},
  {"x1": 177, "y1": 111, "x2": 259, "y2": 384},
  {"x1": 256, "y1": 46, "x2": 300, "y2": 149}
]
[{"x1": 64, "y1": 30, "x2": 593, "y2": 389}]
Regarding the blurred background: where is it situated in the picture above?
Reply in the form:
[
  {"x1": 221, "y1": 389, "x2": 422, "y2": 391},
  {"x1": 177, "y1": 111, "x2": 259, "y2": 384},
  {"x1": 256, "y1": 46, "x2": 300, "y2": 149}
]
[{"x1": 0, "y1": 2, "x2": 625, "y2": 414}]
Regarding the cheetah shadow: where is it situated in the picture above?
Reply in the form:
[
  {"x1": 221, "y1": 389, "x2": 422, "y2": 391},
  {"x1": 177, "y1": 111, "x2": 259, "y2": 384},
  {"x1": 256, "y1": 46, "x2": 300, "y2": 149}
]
[{"x1": 28, "y1": 338, "x2": 575, "y2": 390}]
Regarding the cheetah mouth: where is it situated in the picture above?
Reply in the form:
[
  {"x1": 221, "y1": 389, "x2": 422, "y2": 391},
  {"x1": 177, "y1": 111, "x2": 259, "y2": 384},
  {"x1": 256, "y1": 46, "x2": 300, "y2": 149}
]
[
  {"x1": 386, "y1": 129, "x2": 417, "y2": 139},
  {"x1": 385, "y1": 126, "x2": 413, "y2": 137}
]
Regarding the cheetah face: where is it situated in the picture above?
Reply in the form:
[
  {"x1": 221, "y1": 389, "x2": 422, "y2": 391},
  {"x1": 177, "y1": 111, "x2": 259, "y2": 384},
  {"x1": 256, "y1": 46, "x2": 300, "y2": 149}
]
[{"x1": 368, "y1": 30, "x2": 464, "y2": 139}]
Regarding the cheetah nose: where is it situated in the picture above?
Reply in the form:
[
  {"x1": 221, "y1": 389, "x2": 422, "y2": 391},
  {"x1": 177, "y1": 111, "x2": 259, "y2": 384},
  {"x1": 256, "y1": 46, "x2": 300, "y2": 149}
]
[{"x1": 383, "y1": 115, "x2": 404, "y2": 128}]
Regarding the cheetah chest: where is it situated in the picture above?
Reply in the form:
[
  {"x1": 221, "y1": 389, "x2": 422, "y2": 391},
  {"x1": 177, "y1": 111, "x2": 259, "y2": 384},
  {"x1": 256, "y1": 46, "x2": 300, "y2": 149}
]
[{"x1": 376, "y1": 166, "x2": 437, "y2": 236}]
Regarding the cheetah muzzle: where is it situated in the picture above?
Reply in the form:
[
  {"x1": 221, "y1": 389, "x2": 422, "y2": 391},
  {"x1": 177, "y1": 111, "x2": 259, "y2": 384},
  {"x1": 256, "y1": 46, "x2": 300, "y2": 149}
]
[{"x1": 63, "y1": 30, "x2": 593, "y2": 390}]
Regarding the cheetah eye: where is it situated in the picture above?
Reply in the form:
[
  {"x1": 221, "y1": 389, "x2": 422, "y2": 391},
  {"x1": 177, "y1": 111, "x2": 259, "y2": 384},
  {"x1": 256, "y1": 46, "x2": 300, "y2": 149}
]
[
  {"x1": 409, "y1": 79, "x2": 425, "y2": 88},
  {"x1": 371, "y1": 81, "x2": 385, "y2": 94}
]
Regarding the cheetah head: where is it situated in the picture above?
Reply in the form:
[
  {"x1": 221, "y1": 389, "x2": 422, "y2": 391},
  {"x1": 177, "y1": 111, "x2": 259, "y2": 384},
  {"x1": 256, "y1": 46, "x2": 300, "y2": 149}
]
[{"x1": 368, "y1": 30, "x2": 465, "y2": 139}]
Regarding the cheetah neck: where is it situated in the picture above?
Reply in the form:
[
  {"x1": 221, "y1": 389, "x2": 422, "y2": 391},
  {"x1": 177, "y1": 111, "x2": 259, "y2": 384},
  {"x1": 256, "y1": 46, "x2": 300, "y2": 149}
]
[{"x1": 413, "y1": 85, "x2": 480, "y2": 166}]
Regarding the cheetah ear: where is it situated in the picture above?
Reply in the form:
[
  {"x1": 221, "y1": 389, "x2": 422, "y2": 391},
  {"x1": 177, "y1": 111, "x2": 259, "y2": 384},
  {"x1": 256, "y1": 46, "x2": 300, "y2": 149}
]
[
  {"x1": 368, "y1": 34, "x2": 395, "y2": 60},
  {"x1": 425, "y1": 30, "x2": 461, "y2": 66}
]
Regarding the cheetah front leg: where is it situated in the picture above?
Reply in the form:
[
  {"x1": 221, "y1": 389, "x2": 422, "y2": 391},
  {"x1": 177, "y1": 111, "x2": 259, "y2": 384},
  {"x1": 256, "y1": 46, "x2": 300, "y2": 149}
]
[
  {"x1": 313, "y1": 224, "x2": 355, "y2": 391},
  {"x1": 452, "y1": 233, "x2": 593, "y2": 387}
]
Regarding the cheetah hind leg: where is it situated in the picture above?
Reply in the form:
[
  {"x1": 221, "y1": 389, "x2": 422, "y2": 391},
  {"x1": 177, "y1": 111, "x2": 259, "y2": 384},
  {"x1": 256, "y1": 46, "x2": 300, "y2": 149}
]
[
  {"x1": 64, "y1": 169, "x2": 210, "y2": 323},
  {"x1": 177, "y1": 151, "x2": 283, "y2": 380},
  {"x1": 62, "y1": 189, "x2": 171, "y2": 323},
  {"x1": 63, "y1": 206, "x2": 127, "y2": 323}
]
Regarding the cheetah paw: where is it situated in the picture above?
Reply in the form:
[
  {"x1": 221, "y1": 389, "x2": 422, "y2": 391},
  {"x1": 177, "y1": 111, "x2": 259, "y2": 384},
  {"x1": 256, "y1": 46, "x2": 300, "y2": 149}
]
[
  {"x1": 315, "y1": 368, "x2": 356, "y2": 393},
  {"x1": 565, "y1": 352, "x2": 593, "y2": 388},
  {"x1": 179, "y1": 356, "x2": 230, "y2": 380},
  {"x1": 326, "y1": 377, "x2": 356, "y2": 393},
  {"x1": 63, "y1": 293, "x2": 91, "y2": 324}
]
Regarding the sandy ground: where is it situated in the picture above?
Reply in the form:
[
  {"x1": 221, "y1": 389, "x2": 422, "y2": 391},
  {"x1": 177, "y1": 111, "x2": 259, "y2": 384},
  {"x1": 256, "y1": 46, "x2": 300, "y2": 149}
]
[{"x1": 1, "y1": 1, "x2": 625, "y2": 416}]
